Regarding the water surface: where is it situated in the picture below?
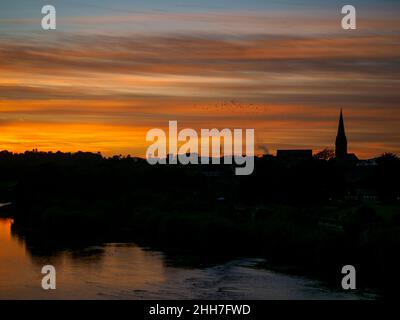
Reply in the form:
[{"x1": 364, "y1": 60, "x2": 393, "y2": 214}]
[{"x1": 0, "y1": 218, "x2": 375, "y2": 300}]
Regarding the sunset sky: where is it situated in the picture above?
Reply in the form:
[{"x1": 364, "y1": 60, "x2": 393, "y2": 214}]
[{"x1": 1, "y1": 0, "x2": 399, "y2": 159}]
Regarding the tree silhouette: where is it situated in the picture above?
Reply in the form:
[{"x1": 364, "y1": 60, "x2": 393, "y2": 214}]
[{"x1": 313, "y1": 148, "x2": 335, "y2": 161}]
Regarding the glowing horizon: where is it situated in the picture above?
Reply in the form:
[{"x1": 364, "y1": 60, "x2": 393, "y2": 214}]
[{"x1": 1, "y1": 1, "x2": 399, "y2": 160}]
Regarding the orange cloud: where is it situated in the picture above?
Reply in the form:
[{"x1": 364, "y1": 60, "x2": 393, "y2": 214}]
[{"x1": 0, "y1": 13, "x2": 399, "y2": 159}]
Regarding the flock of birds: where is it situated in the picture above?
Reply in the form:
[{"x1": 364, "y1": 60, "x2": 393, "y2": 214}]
[{"x1": 195, "y1": 100, "x2": 269, "y2": 113}]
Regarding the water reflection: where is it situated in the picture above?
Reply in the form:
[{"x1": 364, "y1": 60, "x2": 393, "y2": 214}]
[
  {"x1": 1, "y1": 218, "x2": 166, "y2": 299},
  {"x1": 0, "y1": 218, "x2": 376, "y2": 300}
]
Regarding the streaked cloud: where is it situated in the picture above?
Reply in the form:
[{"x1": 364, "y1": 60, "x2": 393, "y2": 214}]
[{"x1": 0, "y1": 2, "x2": 399, "y2": 158}]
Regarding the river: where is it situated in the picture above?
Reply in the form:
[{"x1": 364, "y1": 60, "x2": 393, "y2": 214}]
[{"x1": 0, "y1": 218, "x2": 376, "y2": 300}]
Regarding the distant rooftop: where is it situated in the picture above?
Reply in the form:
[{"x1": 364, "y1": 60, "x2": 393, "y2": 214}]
[{"x1": 276, "y1": 149, "x2": 313, "y2": 159}]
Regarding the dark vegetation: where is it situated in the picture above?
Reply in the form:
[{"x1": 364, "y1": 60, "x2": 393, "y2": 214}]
[{"x1": 0, "y1": 150, "x2": 399, "y2": 297}]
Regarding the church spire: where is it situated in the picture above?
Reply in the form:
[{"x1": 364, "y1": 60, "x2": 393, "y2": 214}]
[{"x1": 335, "y1": 108, "x2": 348, "y2": 158}]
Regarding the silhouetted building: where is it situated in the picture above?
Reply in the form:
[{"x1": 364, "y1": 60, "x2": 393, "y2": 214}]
[
  {"x1": 335, "y1": 109, "x2": 358, "y2": 162},
  {"x1": 277, "y1": 149, "x2": 313, "y2": 160},
  {"x1": 335, "y1": 108, "x2": 347, "y2": 159},
  {"x1": 357, "y1": 158, "x2": 378, "y2": 167}
]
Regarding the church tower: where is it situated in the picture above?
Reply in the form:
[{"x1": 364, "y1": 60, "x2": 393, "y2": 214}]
[{"x1": 335, "y1": 108, "x2": 348, "y2": 158}]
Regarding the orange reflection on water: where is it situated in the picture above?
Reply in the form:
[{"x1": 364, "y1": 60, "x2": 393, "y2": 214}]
[
  {"x1": 0, "y1": 218, "x2": 13, "y2": 241},
  {"x1": 0, "y1": 218, "x2": 167, "y2": 299}
]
